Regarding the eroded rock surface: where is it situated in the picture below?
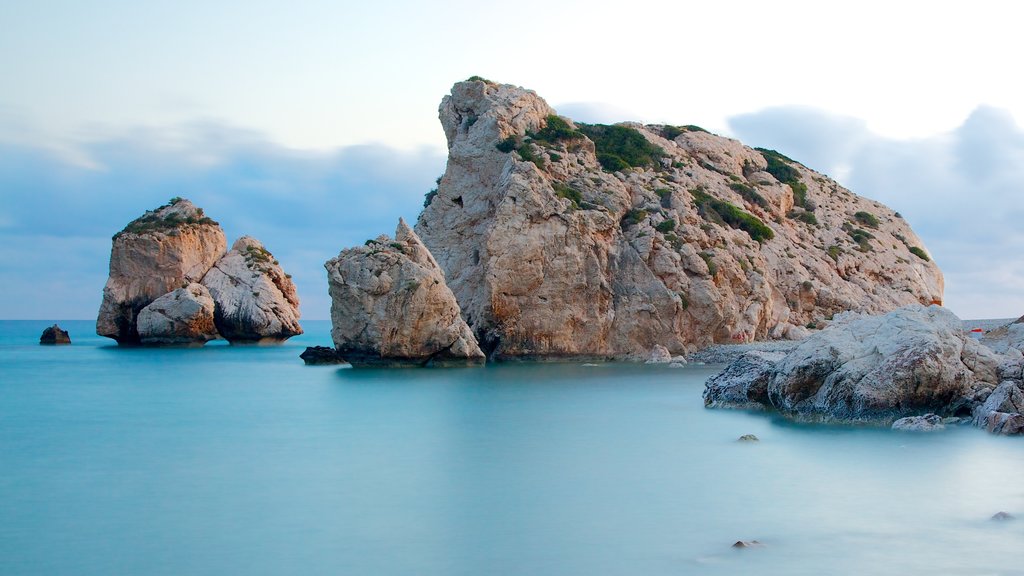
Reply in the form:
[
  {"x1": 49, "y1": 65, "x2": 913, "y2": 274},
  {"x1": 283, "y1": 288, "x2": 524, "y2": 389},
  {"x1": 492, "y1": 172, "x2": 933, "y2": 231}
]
[
  {"x1": 136, "y1": 283, "x2": 219, "y2": 345},
  {"x1": 202, "y1": 237, "x2": 303, "y2": 343},
  {"x1": 415, "y1": 79, "x2": 944, "y2": 359},
  {"x1": 325, "y1": 219, "x2": 484, "y2": 366},
  {"x1": 704, "y1": 305, "x2": 1002, "y2": 426},
  {"x1": 97, "y1": 199, "x2": 226, "y2": 343}
]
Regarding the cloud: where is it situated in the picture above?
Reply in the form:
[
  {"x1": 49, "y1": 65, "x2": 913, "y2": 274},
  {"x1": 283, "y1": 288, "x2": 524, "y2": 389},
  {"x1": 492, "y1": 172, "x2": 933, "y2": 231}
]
[
  {"x1": 730, "y1": 105, "x2": 1024, "y2": 319},
  {"x1": 553, "y1": 102, "x2": 641, "y2": 125},
  {"x1": 0, "y1": 123, "x2": 447, "y2": 320}
]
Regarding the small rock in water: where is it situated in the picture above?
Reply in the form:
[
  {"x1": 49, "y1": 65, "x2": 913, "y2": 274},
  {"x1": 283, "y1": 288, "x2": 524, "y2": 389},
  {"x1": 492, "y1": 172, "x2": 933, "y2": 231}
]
[
  {"x1": 39, "y1": 324, "x2": 71, "y2": 345},
  {"x1": 991, "y1": 511, "x2": 1014, "y2": 521},
  {"x1": 738, "y1": 434, "x2": 759, "y2": 442},
  {"x1": 892, "y1": 414, "x2": 945, "y2": 432},
  {"x1": 300, "y1": 346, "x2": 347, "y2": 365},
  {"x1": 732, "y1": 540, "x2": 765, "y2": 549},
  {"x1": 645, "y1": 344, "x2": 672, "y2": 364}
]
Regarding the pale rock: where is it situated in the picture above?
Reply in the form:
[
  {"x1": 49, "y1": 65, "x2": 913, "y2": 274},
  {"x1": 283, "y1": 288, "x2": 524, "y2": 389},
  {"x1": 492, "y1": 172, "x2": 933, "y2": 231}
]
[
  {"x1": 973, "y1": 381, "x2": 1024, "y2": 434},
  {"x1": 646, "y1": 344, "x2": 672, "y2": 364},
  {"x1": 97, "y1": 199, "x2": 226, "y2": 343},
  {"x1": 705, "y1": 305, "x2": 1002, "y2": 425},
  {"x1": 136, "y1": 283, "x2": 218, "y2": 345},
  {"x1": 325, "y1": 219, "x2": 484, "y2": 366},
  {"x1": 415, "y1": 80, "x2": 944, "y2": 359},
  {"x1": 891, "y1": 414, "x2": 945, "y2": 432},
  {"x1": 202, "y1": 236, "x2": 303, "y2": 343}
]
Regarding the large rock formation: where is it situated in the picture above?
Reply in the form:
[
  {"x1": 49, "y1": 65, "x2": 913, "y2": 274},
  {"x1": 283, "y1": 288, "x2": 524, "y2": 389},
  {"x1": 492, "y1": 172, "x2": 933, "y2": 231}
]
[
  {"x1": 97, "y1": 199, "x2": 301, "y2": 345},
  {"x1": 324, "y1": 219, "x2": 484, "y2": 366},
  {"x1": 136, "y1": 283, "x2": 219, "y2": 345},
  {"x1": 202, "y1": 237, "x2": 303, "y2": 343},
  {"x1": 414, "y1": 78, "x2": 944, "y2": 359},
  {"x1": 704, "y1": 305, "x2": 1005, "y2": 428},
  {"x1": 97, "y1": 199, "x2": 226, "y2": 343}
]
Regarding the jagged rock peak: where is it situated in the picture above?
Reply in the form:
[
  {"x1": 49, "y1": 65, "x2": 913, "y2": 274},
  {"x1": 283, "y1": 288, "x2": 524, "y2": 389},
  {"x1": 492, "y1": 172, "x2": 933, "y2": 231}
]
[
  {"x1": 202, "y1": 236, "x2": 303, "y2": 343},
  {"x1": 415, "y1": 78, "x2": 945, "y2": 359},
  {"x1": 97, "y1": 197, "x2": 227, "y2": 344},
  {"x1": 324, "y1": 218, "x2": 484, "y2": 367}
]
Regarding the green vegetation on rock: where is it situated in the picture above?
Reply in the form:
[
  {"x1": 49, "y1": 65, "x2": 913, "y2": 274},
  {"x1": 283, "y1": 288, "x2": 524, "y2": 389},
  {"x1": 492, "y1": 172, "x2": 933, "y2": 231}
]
[
  {"x1": 728, "y1": 182, "x2": 770, "y2": 210},
  {"x1": 854, "y1": 211, "x2": 880, "y2": 228},
  {"x1": 655, "y1": 219, "x2": 676, "y2": 233},
  {"x1": 552, "y1": 181, "x2": 583, "y2": 208},
  {"x1": 578, "y1": 123, "x2": 663, "y2": 172},
  {"x1": 909, "y1": 246, "x2": 930, "y2": 261},
  {"x1": 691, "y1": 188, "x2": 774, "y2": 243}
]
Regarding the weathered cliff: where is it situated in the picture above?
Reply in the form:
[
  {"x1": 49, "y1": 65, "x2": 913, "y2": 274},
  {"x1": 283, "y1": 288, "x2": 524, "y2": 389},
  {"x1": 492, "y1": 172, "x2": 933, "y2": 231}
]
[
  {"x1": 96, "y1": 199, "x2": 226, "y2": 343},
  {"x1": 415, "y1": 78, "x2": 944, "y2": 359},
  {"x1": 324, "y1": 219, "x2": 484, "y2": 366}
]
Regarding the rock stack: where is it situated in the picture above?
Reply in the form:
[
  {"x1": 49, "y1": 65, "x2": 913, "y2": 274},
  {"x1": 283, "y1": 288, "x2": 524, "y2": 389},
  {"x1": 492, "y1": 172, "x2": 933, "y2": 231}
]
[{"x1": 96, "y1": 198, "x2": 302, "y2": 345}]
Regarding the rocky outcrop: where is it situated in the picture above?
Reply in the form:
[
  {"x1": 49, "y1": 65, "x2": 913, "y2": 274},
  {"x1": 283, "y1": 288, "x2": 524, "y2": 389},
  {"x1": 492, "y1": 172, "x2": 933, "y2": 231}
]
[
  {"x1": 703, "y1": 351, "x2": 785, "y2": 410},
  {"x1": 97, "y1": 199, "x2": 301, "y2": 345},
  {"x1": 415, "y1": 79, "x2": 944, "y2": 359},
  {"x1": 202, "y1": 237, "x2": 303, "y2": 343},
  {"x1": 325, "y1": 219, "x2": 484, "y2": 366},
  {"x1": 39, "y1": 324, "x2": 71, "y2": 344},
  {"x1": 703, "y1": 305, "x2": 1002, "y2": 426},
  {"x1": 136, "y1": 283, "x2": 218, "y2": 345},
  {"x1": 300, "y1": 346, "x2": 347, "y2": 365},
  {"x1": 97, "y1": 199, "x2": 226, "y2": 343},
  {"x1": 973, "y1": 381, "x2": 1024, "y2": 435}
]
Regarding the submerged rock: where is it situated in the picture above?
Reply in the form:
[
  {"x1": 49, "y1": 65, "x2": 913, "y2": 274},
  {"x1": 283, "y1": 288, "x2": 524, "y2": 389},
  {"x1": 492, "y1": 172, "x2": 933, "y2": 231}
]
[
  {"x1": 737, "y1": 434, "x2": 760, "y2": 442},
  {"x1": 704, "y1": 305, "x2": 1002, "y2": 426},
  {"x1": 202, "y1": 237, "x2": 303, "y2": 343},
  {"x1": 39, "y1": 324, "x2": 71, "y2": 345},
  {"x1": 136, "y1": 283, "x2": 219, "y2": 345},
  {"x1": 325, "y1": 219, "x2": 485, "y2": 367},
  {"x1": 991, "y1": 511, "x2": 1015, "y2": 521},
  {"x1": 96, "y1": 199, "x2": 227, "y2": 344},
  {"x1": 414, "y1": 78, "x2": 943, "y2": 360},
  {"x1": 732, "y1": 540, "x2": 765, "y2": 549},
  {"x1": 891, "y1": 414, "x2": 945, "y2": 432},
  {"x1": 300, "y1": 346, "x2": 347, "y2": 365}
]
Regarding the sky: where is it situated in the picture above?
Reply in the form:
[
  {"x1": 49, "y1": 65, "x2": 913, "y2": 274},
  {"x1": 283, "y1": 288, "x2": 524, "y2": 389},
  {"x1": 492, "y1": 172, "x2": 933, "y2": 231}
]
[{"x1": 2, "y1": 0, "x2": 1023, "y2": 320}]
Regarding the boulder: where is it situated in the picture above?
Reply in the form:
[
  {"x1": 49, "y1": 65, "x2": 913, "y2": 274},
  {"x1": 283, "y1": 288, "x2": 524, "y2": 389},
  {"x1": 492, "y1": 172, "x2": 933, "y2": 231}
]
[
  {"x1": 39, "y1": 324, "x2": 71, "y2": 345},
  {"x1": 300, "y1": 346, "x2": 347, "y2": 366},
  {"x1": 891, "y1": 414, "x2": 945, "y2": 432},
  {"x1": 97, "y1": 199, "x2": 226, "y2": 343},
  {"x1": 704, "y1": 305, "x2": 1002, "y2": 426},
  {"x1": 136, "y1": 283, "x2": 219, "y2": 345},
  {"x1": 202, "y1": 237, "x2": 303, "y2": 343},
  {"x1": 737, "y1": 434, "x2": 759, "y2": 442},
  {"x1": 645, "y1": 345, "x2": 672, "y2": 364},
  {"x1": 324, "y1": 219, "x2": 485, "y2": 367},
  {"x1": 703, "y1": 351, "x2": 785, "y2": 410},
  {"x1": 973, "y1": 381, "x2": 1024, "y2": 433}
]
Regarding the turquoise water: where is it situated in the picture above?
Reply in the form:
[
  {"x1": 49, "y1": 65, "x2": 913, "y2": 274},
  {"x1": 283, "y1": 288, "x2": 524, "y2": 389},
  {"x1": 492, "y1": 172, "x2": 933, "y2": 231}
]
[{"x1": 1, "y1": 320, "x2": 1022, "y2": 575}]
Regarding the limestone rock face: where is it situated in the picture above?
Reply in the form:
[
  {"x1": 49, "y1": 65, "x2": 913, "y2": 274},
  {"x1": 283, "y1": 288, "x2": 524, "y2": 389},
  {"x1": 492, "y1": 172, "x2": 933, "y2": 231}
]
[
  {"x1": 202, "y1": 237, "x2": 303, "y2": 343},
  {"x1": 415, "y1": 79, "x2": 944, "y2": 359},
  {"x1": 324, "y1": 219, "x2": 484, "y2": 366},
  {"x1": 97, "y1": 199, "x2": 226, "y2": 343},
  {"x1": 136, "y1": 283, "x2": 218, "y2": 345},
  {"x1": 704, "y1": 305, "x2": 1002, "y2": 425},
  {"x1": 973, "y1": 381, "x2": 1024, "y2": 435}
]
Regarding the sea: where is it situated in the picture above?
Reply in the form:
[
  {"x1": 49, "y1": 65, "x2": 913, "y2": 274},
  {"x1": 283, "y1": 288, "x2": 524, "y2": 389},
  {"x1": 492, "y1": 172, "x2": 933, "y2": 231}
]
[{"x1": 2, "y1": 320, "x2": 1022, "y2": 575}]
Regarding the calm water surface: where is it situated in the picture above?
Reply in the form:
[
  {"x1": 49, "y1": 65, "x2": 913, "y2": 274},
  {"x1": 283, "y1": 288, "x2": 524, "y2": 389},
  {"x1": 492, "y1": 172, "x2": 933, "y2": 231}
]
[{"x1": 1, "y1": 320, "x2": 1022, "y2": 575}]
